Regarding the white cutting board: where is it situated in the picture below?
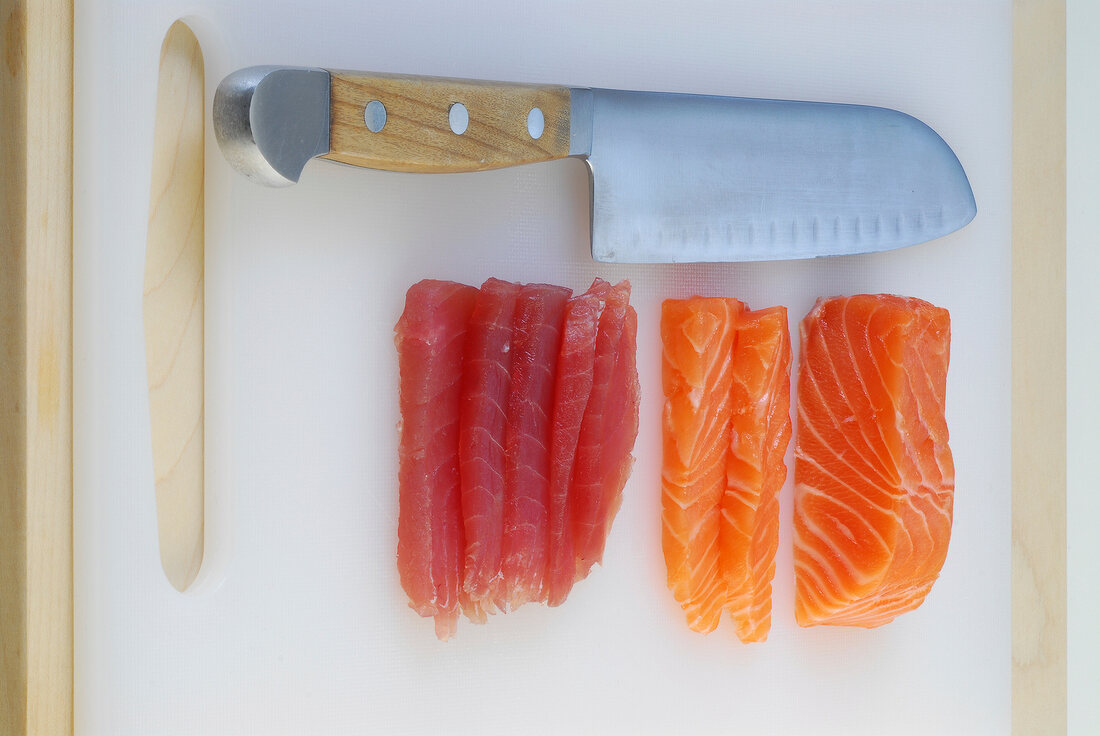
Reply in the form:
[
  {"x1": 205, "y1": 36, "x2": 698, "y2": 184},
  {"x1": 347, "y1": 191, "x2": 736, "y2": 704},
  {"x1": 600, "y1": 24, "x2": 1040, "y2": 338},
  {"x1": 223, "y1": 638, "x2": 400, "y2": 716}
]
[{"x1": 73, "y1": 1, "x2": 1012, "y2": 734}]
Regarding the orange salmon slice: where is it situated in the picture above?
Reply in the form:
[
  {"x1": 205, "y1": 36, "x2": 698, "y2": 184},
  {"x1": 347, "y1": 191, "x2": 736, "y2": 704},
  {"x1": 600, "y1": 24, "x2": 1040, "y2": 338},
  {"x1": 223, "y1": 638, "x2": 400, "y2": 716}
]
[
  {"x1": 793, "y1": 294, "x2": 954, "y2": 628},
  {"x1": 661, "y1": 297, "x2": 741, "y2": 633},
  {"x1": 722, "y1": 306, "x2": 792, "y2": 643}
]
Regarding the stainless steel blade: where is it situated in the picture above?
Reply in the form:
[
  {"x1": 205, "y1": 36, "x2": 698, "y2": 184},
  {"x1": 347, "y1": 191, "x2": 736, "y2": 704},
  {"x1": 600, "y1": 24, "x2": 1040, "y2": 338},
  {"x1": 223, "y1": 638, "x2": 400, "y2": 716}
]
[{"x1": 572, "y1": 89, "x2": 976, "y2": 263}]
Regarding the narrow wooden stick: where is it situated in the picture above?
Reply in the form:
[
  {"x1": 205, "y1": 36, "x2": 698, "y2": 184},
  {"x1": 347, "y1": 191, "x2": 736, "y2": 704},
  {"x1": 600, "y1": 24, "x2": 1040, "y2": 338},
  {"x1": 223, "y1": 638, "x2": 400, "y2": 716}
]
[{"x1": 144, "y1": 20, "x2": 205, "y2": 592}]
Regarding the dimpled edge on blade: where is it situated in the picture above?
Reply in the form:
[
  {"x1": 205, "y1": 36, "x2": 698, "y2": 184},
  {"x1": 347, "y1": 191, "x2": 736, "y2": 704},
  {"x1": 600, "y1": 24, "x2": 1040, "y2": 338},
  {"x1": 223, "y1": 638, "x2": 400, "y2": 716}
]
[{"x1": 587, "y1": 90, "x2": 976, "y2": 263}]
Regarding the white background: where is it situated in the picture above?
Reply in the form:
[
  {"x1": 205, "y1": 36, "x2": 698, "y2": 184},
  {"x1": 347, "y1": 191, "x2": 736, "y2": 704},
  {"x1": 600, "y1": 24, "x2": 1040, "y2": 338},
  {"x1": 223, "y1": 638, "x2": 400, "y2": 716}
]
[
  {"x1": 73, "y1": 1, "x2": 1049, "y2": 734},
  {"x1": 1066, "y1": 1, "x2": 1098, "y2": 733}
]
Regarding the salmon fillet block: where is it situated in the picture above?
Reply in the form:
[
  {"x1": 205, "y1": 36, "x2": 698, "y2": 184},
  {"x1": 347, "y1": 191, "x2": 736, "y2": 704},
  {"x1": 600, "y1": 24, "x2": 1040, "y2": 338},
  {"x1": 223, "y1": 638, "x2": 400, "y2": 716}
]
[{"x1": 794, "y1": 294, "x2": 954, "y2": 628}]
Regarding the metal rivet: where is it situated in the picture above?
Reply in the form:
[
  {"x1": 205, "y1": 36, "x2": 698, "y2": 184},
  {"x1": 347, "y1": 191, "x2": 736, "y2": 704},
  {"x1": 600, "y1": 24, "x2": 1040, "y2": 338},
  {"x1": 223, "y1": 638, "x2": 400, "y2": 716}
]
[
  {"x1": 527, "y1": 107, "x2": 545, "y2": 139},
  {"x1": 449, "y1": 102, "x2": 469, "y2": 135},
  {"x1": 364, "y1": 100, "x2": 386, "y2": 132}
]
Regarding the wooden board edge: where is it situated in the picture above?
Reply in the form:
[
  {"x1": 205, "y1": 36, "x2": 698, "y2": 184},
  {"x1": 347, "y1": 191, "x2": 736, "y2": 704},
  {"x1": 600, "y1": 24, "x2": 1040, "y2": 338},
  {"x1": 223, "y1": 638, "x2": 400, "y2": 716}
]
[
  {"x1": 0, "y1": 1, "x2": 75, "y2": 735},
  {"x1": 1012, "y1": 0, "x2": 1067, "y2": 733},
  {"x1": 0, "y1": 1, "x2": 1065, "y2": 733}
]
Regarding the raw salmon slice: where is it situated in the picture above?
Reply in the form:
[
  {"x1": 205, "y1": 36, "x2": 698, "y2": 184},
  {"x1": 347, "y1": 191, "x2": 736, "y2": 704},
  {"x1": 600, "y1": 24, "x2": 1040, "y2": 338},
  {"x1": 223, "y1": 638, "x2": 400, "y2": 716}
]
[
  {"x1": 794, "y1": 294, "x2": 954, "y2": 628},
  {"x1": 721, "y1": 306, "x2": 791, "y2": 643},
  {"x1": 395, "y1": 280, "x2": 479, "y2": 640},
  {"x1": 459, "y1": 278, "x2": 522, "y2": 615},
  {"x1": 661, "y1": 297, "x2": 742, "y2": 633},
  {"x1": 502, "y1": 283, "x2": 572, "y2": 608},
  {"x1": 546, "y1": 279, "x2": 612, "y2": 607},
  {"x1": 573, "y1": 280, "x2": 639, "y2": 584}
]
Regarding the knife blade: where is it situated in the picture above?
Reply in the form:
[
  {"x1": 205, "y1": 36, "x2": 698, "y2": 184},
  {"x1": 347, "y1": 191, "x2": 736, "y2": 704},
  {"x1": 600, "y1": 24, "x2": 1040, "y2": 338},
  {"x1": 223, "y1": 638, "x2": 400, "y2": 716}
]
[{"x1": 212, "y1": 66, "x2": 976, "y2": 263}]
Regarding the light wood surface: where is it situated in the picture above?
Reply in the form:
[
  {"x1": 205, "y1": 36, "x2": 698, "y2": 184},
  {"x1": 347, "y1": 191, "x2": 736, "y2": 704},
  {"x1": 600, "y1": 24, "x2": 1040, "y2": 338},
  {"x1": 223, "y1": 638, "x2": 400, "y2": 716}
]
[
  {"x1": 0, "y1": 0, "x2": 74, "y2": 734},
  {"x1": 1012, "y1": 0, "x2": 1067, "y2": 733},
  {"x1": 144, "y1": 20, "x2": 205, "y2": 592},
  {"x1": 3, "y1": 1, "x2": 1068, "y2": 733},
  {"x1": 325, "y1": 72, "x2": 572, "y2": 173}
]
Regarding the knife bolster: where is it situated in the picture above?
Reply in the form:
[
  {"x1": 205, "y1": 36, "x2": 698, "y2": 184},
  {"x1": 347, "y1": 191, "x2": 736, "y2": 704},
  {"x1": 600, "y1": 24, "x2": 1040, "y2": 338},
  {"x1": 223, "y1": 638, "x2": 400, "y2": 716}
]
[{"x1": 323, "y1": 71, "x2": 572, "y2": 173}]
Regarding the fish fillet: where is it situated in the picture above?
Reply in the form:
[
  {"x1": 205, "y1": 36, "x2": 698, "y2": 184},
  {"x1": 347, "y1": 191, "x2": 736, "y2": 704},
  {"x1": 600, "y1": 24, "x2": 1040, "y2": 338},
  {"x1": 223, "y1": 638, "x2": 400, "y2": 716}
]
[
  {"x1": 661, "y1": 298, "x2": 742, "y2": 633},
  {"x1": 573, "y1": 281, "x2": 638, "y2": 582},
  {"x1": 501, "y1": 283, "x2": 572, "y2": 608},
  {"x1": 546, "y1": 279, "x2": 611, "y2": 606},
  {"x1": 395, "y1": 279, "x2": 479, "y2": 640},
  {"x1": 793, "y1": 294, "x2": 954, "y2": 628},
  {"x1": 722, "y1": 306, "x2": 791, "y2": 643},
  {"x1": 459, "y1": 278, "x2": 521, "y2": 615}
]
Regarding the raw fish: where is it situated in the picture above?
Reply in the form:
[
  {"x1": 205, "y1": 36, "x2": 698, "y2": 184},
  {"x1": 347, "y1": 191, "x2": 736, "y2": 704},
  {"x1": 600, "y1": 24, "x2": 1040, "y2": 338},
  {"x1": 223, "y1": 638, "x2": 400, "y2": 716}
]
[
  {"x1": 793, "y1": 295, "x2": 954, "y2": 628},
  {"x1": 396, "y1": 280, "x2": 479, "y2": 639},
  {"x1": 722, "y1": 306, "x2": 791, "y2": 643},
  {"x1": 459, "y1": 278, "x2": 522, "y2": 613},
  {"x1": 501, "y1": 283, "x2": 571, "y2": 608}
]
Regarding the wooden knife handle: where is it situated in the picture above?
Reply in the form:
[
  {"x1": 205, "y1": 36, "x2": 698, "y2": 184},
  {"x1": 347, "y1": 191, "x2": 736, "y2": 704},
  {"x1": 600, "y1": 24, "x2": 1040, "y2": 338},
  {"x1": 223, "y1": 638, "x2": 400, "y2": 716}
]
[{"x1": 323, "y1": 71, "x2": 572, "y2": 173}]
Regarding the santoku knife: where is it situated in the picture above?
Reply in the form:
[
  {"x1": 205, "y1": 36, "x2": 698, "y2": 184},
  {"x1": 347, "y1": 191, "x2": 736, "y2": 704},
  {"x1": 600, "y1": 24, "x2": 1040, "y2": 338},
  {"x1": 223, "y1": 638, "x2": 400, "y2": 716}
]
[{"x1": 213, "y1": 66, "x2": 976, "y2": 263}]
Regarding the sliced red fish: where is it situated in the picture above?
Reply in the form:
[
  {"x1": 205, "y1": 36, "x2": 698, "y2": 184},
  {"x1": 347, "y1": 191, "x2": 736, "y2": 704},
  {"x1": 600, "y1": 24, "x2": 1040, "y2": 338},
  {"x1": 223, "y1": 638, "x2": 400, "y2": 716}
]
[
  {"x1": 501, "y1": 283, "x2": 572, "y2": 608},
  {"x1": 721, "y1": 306, "x2": 791, "y2": 643},
  {"x1": 545, "y1": 279, "x2": 612, "y2": 607},
  {"x1": 459, "y1": 278, "x2": 522, "y2": 614},
  {"x1": 573, "y1": 281, "x2": 639, "y2": 581},
  {"x1": 395, "y1": 279, "x2": 479, "y2": 640},
  {"x1": 661, "y1": 297, "x2": 742, "y2": 633},
  {"x1": 588, "y1": 283, "x2": 639, "y2": 576},
  {"x1": 794, "y1": 294, "x2": 954, "y2": 628}
]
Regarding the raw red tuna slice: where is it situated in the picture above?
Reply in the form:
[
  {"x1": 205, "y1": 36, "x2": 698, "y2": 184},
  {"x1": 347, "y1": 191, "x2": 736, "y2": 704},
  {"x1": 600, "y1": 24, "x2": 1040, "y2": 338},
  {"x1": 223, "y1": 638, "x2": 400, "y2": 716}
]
[
  {"x1": 545, "y1": 279, "x2": 612, "y2": 607},
  {"x1": 573, "y1": 280, "x2": 639, "y2": 580},
  {"x1": 501, "y1": 283, "x2": 572, "y2": 608},
  {"x1": 459, "y1": 278, "x2": 522, "y2": 614},
  {"x1": 395, "y1": 279, "x2": 478, "y2": 640},
  {"x1": 594, "y1": 285, "x2": 639, "y2": 558}
]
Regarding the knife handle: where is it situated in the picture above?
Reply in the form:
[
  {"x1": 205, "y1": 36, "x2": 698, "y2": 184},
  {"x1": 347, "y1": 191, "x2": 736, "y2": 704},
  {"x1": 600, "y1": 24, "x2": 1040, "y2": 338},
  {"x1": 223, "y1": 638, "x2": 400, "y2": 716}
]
[{"x1": 322, "y1": 71, "x2": 573, "y2": 173}]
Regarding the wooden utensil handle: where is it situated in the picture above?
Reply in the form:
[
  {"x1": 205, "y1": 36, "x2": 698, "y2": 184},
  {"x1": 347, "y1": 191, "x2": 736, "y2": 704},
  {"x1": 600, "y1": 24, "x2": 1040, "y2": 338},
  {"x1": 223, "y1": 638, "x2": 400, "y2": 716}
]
[{"x1": 323, "y1": 71, "x2": 573, "y2": 173}]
